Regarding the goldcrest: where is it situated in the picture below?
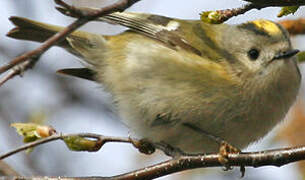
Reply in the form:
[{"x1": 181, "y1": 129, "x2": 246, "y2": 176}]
[{"x1": 7, "y1": 12, "x2": 301, "y2": 153}]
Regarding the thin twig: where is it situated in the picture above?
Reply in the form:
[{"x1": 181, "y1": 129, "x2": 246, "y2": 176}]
[
  {"x1": 0, "y1": 134, "x2": 62, "y2": 160},
  {"x1": 200, "y1": 3, "x2": 265, "y2": 24},
  {"x1": 215, "y1": 3, "x2": 262, "y2": 23},
  {"x1": 0, "y1": 133, "x2": 134, "y2": 161},
  {"x1": 0, "y1": 56, "x2": 39, "y2": 86},
  {"x1": 202, "y1": 0, "x2": 305, "y2": 24},
  {"x1": 54, "y1": 0, "x2": 141, "y2": 18},
  {"x1": 243, "y1": 0, "x2": 305, "y2": 6}
]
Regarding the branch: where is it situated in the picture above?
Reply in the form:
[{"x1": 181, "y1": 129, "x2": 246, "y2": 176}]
[
  {"x1": 2, "y1": 137, "x2": 305, "y2": 180},
  {"x1": 202, "y1": 0, "x2": 305, "y2": 23},
  {"x1": 3, "y1": 124, "x2": 305, "y2": 179},
  {"x1": 0, "y1": 55, "x2": 39, "y2": 86},
  {"x1": 0, "y1": 0, "x2": 142, "y2": 87},
  {"x1": 0, "y1": 133, "x2": 139, "y2": 160},
  {"x1": 201, "y1": 3, "x2": 262, "y2": 24},
  {"x1": 242, "y1": 0, "x2": 305, "y2": 6},
  {"x1": 113, "y1": 146, "x2": 305, "y2": 179}
]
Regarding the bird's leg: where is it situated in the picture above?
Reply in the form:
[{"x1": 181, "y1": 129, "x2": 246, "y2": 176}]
[
  {"x1": 153, "y1": 141, "x2": 196, "y2": 157},
  {"x1": 182, "y1": 122, "x2": 245, "y2": 177},
  {"x1": 131, "y1": 138, "x2": 193, "y2": 157}
]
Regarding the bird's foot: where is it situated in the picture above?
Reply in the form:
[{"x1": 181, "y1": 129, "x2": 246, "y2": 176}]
[
  {"x1": 130, "y1": 138, "x2": 156, "y2": 155},
  {"x1": 218, "y1": 141, "x2": 245, "y2": 177}
]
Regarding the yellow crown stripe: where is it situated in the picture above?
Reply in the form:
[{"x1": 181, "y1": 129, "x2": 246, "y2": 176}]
[{"x1": 251, "y1": 20, "x2": 282, "y2": 36}]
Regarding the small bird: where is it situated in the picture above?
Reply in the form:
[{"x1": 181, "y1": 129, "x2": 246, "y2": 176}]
[{"x1": 7, "y1": 12, "x2": 301, "y2": 154}]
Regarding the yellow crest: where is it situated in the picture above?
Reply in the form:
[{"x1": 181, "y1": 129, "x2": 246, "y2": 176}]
[{"x1": 251, "y1": 20, "x2": 282, "y2": 36}]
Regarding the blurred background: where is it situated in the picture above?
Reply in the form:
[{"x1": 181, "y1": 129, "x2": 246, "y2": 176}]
[{"x1": 1, "y1": 0, "x2": 305, "y2": 179}]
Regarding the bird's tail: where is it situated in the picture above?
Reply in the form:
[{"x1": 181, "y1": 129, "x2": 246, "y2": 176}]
[{"x1": 7, "y1": 16, "x2": 108, "y2": 64}]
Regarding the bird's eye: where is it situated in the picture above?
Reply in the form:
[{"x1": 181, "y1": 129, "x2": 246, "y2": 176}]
[{"x1": 247, "y1": 48, "x2": 260, "y2": 60}]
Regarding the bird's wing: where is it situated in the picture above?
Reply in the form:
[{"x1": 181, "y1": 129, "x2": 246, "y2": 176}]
[{"x1": 99, "y1": 12, "x2": 201, "y2": 56}]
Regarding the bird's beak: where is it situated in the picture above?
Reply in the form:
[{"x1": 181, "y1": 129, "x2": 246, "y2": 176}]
[{"x1": 273, "y1": 49, "x2": 299, "y2": 60}]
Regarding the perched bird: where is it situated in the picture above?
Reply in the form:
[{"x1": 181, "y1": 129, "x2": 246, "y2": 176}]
[{"x1": 7, "y1": 12, "x2": 301, "y2": 154}]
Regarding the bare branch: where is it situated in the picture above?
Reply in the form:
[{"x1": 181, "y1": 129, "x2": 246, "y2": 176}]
[
  {"x1": 3, "y1": 124, "x2": 305, "y2": 179},
  {"x1": 0, "y1": 133, "x2": 135, "y2": 160},
  {"x1": 112, "y1": 146, "x2": 305, "y2": 179},
  {"x1": 0, "y1": 134, "x2": 62, "y2": 160},
  {"x1": 2, "y1": 138, "x2": 305, "y2": 179},
  {"x1": 0, "y1": 56, "x2": 39, "y2": 86},
  {"x1": 202, "y1": 0, "x2": 305, "y2": 24},
  {"x1": 214, "y1": 3, "x2": 260, "y2": 23},
  {"x1": 201, "y1": 3, "x2": 263, "y2": 24},
  {"x1": 243, "y1": 0, "x2": 305, "y2": 6},
  {"x1": 54, "y1": 0, "x2": 141, "y2": 18}
]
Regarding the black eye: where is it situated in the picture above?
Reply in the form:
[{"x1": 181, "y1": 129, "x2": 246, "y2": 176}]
[{"x1": 248, "y1": 48, "x2": 260, "y2": 60}]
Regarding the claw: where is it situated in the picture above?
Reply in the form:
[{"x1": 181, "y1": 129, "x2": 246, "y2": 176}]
[{"x1": 218, "y1": 141, "x2": 245, "y2": 177}]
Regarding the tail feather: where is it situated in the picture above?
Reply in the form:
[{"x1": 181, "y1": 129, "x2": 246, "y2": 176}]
[
  {"x1": 7, "y1": 16, "x2": 108, "y2": 64},
  {"x1": 57, "y1": 68, "x2": 96, "y2": 81},
  {"x1": 7, "y1": 16, "x2": 70, "y2": 47}
]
